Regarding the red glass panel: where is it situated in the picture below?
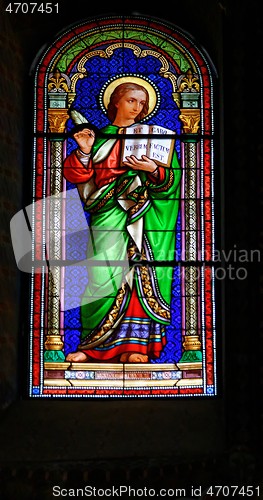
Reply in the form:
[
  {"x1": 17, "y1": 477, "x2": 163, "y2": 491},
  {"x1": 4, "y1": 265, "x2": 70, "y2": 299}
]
[
  {"x1": 43, "y1": 389, "x2": 67, "y2": 395},
  {"x1": 204, "y1": 175, "x2": 211, "y2": 197},
  {"x1": 179, "y1": 388, "x2": 203, "y2": 395}
]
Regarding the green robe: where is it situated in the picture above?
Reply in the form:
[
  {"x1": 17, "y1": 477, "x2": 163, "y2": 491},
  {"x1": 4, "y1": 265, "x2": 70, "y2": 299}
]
[{"x1": 77, "y1": 125, "x2": 181, "y2": 350}]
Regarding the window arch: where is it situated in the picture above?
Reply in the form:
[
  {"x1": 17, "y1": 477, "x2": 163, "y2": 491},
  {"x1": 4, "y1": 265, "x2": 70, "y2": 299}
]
[{"x1": 28, "y1": 15, "x2": 218, "y2": 398}]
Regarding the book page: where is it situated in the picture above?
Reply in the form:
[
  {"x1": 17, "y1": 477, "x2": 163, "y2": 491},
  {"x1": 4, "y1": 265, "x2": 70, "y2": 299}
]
[
  {"x1": 120, "y1": 124, "x2": 175, "y2": 167},
  {"x1": 120, "y1": 124, "x2": 149, "y2": 164},
  {"x1": 147, "y1": 125, "x2": 175, "y2": 166}
]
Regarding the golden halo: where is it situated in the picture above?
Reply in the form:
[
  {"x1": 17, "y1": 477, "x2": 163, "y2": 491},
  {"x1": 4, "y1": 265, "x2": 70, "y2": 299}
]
[{"x1": 102, "y1": 76, "x2": 157, "y2": 116}]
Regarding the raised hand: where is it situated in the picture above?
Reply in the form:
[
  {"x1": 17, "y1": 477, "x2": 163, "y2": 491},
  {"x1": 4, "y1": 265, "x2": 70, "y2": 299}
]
[{"x1": 73, "y1": 128, "x2": 95, "y2": 154}]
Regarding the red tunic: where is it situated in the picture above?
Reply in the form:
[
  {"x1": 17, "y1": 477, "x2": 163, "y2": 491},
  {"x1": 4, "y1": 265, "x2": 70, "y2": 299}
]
[{"x1": 63, "y1": 141, "x2": 165, "y2": 188}]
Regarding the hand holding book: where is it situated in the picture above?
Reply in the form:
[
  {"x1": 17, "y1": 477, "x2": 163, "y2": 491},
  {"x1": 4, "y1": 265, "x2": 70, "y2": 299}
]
[{"x1": 122, "y1": 154, "x2": 158, "y2": 173}]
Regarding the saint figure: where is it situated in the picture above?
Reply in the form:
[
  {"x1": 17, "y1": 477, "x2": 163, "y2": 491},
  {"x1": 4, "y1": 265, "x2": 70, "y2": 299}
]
[{"x1": 63, "y1": 81, "x2": 181, "y2": 363}]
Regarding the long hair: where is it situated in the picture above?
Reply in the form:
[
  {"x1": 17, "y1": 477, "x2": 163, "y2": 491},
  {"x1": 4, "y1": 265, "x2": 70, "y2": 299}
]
[{"x1": 107, "y1": 82, "x2": 149, "y2": 123}]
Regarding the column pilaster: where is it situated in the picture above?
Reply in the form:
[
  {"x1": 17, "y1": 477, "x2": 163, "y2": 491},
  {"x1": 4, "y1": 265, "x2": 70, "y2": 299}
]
[
  {"x1": 174, "y1": 69, "x2": 202, "y2": 366},
  {"x1": 44, "y1": 68, "x2": 73, "y2": 362}
]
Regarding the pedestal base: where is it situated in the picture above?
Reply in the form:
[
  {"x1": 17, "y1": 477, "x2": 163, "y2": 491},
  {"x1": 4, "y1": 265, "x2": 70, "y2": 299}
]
[{"x1": 43, "y1": 362, "x2": 204, "y2": 394}]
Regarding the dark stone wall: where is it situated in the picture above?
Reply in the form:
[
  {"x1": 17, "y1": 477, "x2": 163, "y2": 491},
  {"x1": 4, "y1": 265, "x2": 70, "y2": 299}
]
[
  {"x1": 222, "y1": 0, "x2": 261, "y2": 465},
  {"x1": 0, "y1": 3, "x2": 24, "y2": 409},
  {"x1": 0, "y1": 0, "x2": 262, "y2": 497}
]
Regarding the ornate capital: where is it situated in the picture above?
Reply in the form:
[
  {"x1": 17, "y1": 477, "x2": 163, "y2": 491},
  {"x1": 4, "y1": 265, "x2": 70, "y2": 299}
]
[
  {"x1": 179, "y1": 109, "x2": 200, "y2": 134},
  {"x1": 48, "y1": 108, "x2": 69, "y2": 134}
]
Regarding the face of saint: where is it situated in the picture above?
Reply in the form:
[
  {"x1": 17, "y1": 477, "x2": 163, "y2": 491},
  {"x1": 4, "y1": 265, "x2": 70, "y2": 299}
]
[{"x1": 113, "y1": 89, "x2": 147, "y2": 127}]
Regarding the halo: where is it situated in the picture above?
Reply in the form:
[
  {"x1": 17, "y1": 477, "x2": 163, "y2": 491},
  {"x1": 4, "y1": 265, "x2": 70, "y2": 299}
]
[{"x1": 101, "y1": 75, "x2": 158, "y2": 118}]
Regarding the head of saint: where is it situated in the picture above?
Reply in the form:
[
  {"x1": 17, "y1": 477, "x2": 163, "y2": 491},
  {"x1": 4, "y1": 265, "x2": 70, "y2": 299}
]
[{"x1": 107, "y1": 82, "x2": 149, "y2": 124}]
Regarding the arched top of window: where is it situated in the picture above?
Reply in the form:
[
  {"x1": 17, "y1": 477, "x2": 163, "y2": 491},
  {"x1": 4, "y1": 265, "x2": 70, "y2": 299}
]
[{"x1": 33, "y1": 15, "x2": 217, "y2": 137}]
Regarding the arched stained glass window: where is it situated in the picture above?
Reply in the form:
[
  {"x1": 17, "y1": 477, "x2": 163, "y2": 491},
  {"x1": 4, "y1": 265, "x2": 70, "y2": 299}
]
[{"x1": 27, "y1": 15, "x2": 218, "y2": 398}]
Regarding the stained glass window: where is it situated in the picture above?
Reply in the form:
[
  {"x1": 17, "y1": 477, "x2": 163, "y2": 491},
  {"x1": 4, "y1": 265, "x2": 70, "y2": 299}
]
[{"x1": 24, "y1": 15, "x2": 218, "y2": 398}]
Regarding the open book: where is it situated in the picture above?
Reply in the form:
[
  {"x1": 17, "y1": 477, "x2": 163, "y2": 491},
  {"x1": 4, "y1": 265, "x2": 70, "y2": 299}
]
[{"x1": 120, "y1": 124, "x2": 176, "y2": 167}]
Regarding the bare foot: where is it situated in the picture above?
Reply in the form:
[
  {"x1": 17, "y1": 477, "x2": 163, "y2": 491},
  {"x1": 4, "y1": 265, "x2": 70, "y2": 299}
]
[
  {"x1": 120, "y1": 352, "x2": 148, "y2": 363},
  {"x1": 120, "y1": 352, "x2": 130, "y2": 362},
  {"x1": 128, "y1": 353, "x2": 148, "y2": 362},
  {"x1": 66, "y1": 351, "x2": 88, "y2": 362}
]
